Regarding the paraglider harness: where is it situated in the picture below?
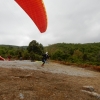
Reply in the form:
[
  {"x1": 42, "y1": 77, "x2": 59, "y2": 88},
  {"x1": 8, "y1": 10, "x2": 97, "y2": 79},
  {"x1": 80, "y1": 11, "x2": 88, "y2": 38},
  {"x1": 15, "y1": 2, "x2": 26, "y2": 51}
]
[{"x1": 42, "y1": 53, "x2": 49, "y2": 63}]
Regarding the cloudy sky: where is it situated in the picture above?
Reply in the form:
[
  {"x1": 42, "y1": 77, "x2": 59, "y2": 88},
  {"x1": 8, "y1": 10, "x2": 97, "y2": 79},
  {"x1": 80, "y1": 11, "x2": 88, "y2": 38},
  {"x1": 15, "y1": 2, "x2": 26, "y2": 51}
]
[{"x1": 0, "y1": 0, "x2": 100, "y2": 46}]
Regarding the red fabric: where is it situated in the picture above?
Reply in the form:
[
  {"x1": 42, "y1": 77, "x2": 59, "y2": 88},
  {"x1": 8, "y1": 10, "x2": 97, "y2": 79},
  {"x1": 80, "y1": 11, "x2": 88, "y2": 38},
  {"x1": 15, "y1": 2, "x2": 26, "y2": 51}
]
[
  {"x1": 15, "y1": 0, "x2": 47, "y2": 33},
  {"x1": 0, "y1": 56, "x2": 5, "y2": 61}
]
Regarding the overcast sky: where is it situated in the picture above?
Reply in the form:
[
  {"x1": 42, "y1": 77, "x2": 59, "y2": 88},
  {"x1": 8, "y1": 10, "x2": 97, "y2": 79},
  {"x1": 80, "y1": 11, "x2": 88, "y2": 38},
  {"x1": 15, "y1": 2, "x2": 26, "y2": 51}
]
[{"x1": 0, "y1": 0, "x2": 100, "y2": 46}]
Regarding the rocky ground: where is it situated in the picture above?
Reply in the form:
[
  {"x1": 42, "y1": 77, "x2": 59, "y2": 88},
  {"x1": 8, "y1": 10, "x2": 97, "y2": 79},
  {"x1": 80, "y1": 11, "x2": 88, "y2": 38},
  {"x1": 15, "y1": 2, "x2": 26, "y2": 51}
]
[{"x1": 0, "y1": 60, "x2": 100, "y2": 100}]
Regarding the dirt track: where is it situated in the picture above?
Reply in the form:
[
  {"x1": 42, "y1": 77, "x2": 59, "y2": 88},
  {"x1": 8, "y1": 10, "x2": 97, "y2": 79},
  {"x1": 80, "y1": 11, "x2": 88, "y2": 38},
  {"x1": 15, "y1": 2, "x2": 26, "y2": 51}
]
[
  {"x1": 0, "y1": 60, "x2": 100, "y2": 77},
  {"x1": 0, "y1": 60, "x2": 100, "y2": 100}
]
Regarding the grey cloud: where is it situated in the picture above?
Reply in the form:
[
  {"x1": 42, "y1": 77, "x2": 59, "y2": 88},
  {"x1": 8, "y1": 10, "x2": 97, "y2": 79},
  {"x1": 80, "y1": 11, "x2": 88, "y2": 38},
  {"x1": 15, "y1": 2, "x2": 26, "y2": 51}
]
[{"x1": 0, "y1": 0, "x2": 100, "y2": 46}]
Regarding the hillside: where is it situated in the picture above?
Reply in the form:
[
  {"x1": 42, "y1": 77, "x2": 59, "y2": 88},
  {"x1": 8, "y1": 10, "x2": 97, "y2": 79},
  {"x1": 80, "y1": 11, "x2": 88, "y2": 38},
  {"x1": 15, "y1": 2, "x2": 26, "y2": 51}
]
[
  {"x1": 0, "y1": 42, "x2": 100, "y2": 67},
  {"x1": 45, "y1": 42, "x2": 100, "y2": 67},
  {"x1": 0, "y1": 44, "x2": 27, "y2": 49}
]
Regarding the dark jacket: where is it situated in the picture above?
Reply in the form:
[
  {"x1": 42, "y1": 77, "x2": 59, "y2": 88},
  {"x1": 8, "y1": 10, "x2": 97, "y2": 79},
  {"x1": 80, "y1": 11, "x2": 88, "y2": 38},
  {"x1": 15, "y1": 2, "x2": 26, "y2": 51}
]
[{"x1": 42, "y1": 53, "x2": 49, "y2": 60}]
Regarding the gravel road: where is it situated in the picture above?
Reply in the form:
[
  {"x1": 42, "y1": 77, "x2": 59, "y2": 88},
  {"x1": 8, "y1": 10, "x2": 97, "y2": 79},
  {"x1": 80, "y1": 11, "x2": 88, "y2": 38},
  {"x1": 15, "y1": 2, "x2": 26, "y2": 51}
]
[{"x1": 0, "y1": 60, "x2": 100, "y2": 77}]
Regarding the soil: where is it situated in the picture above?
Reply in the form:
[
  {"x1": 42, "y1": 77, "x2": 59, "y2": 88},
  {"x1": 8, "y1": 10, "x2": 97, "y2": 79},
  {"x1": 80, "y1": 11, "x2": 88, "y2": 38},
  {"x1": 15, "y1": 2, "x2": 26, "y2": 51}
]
[{"x1": 0, "y1": 60, "x2": 100, "y2": 100}]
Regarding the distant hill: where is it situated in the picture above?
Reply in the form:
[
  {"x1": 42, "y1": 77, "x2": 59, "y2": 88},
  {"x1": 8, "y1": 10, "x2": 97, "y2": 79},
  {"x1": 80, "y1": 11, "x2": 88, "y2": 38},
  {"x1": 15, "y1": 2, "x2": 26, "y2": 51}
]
[
  {"x1": 0, "y1": 44, "x2": 28, "y2": 49},
  {"x1": 45, "y1": 42, "x2": 100, "y2": 52}
]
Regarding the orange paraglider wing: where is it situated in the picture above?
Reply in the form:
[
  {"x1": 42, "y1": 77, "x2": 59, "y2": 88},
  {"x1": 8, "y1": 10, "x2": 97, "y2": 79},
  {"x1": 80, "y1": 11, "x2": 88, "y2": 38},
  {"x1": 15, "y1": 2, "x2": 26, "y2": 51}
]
[{"x1": 15, "y1": 0, "x2": 47, "y2": 33}]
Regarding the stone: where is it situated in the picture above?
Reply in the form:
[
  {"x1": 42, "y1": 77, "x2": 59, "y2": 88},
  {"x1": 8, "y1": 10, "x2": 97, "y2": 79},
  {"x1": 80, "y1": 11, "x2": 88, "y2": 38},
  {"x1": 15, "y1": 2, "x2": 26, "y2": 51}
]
[{"x1": 82, "y1": 86, "x2": 94, "y2": 92}]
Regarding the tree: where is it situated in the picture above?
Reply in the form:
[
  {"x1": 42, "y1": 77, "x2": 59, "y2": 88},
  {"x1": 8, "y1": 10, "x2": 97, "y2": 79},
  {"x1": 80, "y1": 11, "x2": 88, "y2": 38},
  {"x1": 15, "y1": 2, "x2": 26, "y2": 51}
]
[
  {"x1": 72, "y1": 50, "x2": 83, "y2": 62},
  {"x1": 22, "y1": 50, "x2": 30, "y2": 60},
  {"x1": 52, "y1": 50, "x2": 64, "y2": 61},
  {"x1": 27, "y1": 40, "x2": 44, "y2": 60}
]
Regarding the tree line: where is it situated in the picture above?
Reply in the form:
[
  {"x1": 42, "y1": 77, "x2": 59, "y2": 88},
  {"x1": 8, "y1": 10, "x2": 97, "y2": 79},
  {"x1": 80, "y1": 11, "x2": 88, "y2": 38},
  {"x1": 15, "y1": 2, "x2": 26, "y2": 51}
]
[
  {"x1": 45, "y1": 42, "x2": 100, "y2": 66},
  {"x1": 0, "y1": 40, "x2": 100, "y2": 66},
  {"x1": 0, "y1": 40, "x2": 44, "y2": 61}
]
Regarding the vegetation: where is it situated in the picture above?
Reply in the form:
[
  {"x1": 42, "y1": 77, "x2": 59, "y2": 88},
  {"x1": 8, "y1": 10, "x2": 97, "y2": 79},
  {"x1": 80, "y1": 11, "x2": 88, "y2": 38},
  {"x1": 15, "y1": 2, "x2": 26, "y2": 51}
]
[
  {"x1": 0, "y1": 41, "x2": 100, "y2": 70},
  {"x1": 0, "y1": 40, "x2": 44, "y2": 61},
  {"x1": 0, "y1": 45, "x2": 27, "y2": 60},
  {"x1": 45, "y1": 42, "x2": 100, "y2": 66},
  {"x1": 27, "y1": 40, "x2": 44, "y2": 61}
]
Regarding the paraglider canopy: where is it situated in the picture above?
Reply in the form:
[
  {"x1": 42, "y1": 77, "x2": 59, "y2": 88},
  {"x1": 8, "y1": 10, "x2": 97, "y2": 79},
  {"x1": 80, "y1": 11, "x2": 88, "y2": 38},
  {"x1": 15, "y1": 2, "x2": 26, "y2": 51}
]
[
  {"x1": 15, "y1": 0, "x2": 47, "y2": 33},
  {"x1": 0, "y1": 56, "x2": 5, "y2": 61}
]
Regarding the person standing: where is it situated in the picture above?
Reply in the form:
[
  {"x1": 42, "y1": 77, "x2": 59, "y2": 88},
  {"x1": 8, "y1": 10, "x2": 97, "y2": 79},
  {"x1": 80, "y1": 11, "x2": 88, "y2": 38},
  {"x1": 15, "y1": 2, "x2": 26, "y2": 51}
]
[{"x1": 41, "y1": 52, "x2": 49, "y2": 66}]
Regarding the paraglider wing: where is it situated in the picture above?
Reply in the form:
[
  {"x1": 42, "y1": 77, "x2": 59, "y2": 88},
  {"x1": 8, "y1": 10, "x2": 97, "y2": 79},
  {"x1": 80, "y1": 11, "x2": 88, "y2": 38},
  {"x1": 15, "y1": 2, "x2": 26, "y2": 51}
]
[
  {"x1": 15, "y1": 0, "x2": 47, "y2": 33},
  {"x1": 0, "y1": 56, "x2": 5, "y2": 61}
]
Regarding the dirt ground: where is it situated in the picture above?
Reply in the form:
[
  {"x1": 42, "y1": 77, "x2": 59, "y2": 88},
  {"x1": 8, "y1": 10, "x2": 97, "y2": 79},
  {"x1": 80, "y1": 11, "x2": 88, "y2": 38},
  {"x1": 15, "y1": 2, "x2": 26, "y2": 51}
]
[{"x1": 0, "y1": 60, "x2": 100, "y2": 100}]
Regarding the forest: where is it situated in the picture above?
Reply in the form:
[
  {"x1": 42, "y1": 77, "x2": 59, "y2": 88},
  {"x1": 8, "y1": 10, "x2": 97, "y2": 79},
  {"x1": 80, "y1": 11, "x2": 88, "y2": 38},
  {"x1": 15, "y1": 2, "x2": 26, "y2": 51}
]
[
  {"x1": 0, "y1": 40, "x2": 100, "y2": 68},
  {"x1": 46, "y1": 42, "x2": 100, "y2": 66}
]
